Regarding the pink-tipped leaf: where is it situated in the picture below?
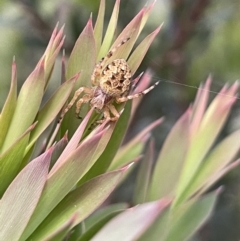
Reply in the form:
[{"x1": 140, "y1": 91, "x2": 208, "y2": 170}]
[
  {"x1": 0, "y1": 149, "x2": 51, "y2": 241},
  {"x1": 0, "y1": 58, "x2": 17, "y2": 149},
  {"x1": 26, "y1": 168, "x2": 127, "y2": 241},
  {"x1": 2, "y1": 59, "x2": 45, "y2": 153}
]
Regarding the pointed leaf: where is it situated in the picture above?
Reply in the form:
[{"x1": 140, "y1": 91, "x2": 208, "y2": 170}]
[
  {"x1": 79, "y1": 207, "x2": 126, "y2": 241},
  {"x1": 131, "y1": 71, "x2": 153, "y2": 117},
  {"x1": 133, "y1": 139, "x2": 154, "y2": 204},
  {"x1": 79, "y1": 102, "x2": 131, "y2": 184},
  {"x1": 0, "y1": 123, "x2": 36, "y2": 197},
  {"x1": 50, "y1": 133, "x2": 68, "y2": 170},
  {"x1": 64, "y1": 17, "x2": 96, "y2": 136},
  {"x1": 41, "y1": 24, "x2": 65, "y2": 85},
  {"x1": 50, "y1": 108, "x2": 94, "y2": 173},
  {"x1": 191, "y1": 77, "x2": 211, "y2": 131},
  {"x1": 91, "y1": 199, "x2": 171, "y2": 241},
  {"x1": 174, "y1": 84, "x2": 238, "y2": 206},
  {"x1": 84, "y1": 203, "x2": 128, "y2": 230},
  {"x1": 200, "y1": 159, "x2": 240, "y2": 195},
  {"x1": 180, "y1": 130, "x2": 240, "y2": 200},
  {"x1": 26, "y1": 75, "x2": 76, "y2": 152},
  {"x1": 0, "y1": 59, "x2": 17, "y2": 149},
  {"x1": 138, "y1": 208, "x2": 170, "y2": 241},
  {"x1": 139, "y1": 1, "x2": 156, "y2": 34},
  {"x1": 26, "y1": 169, "x2": 126, "y2": 241},
  {"x1": 94, "y1": 0, "x2": 105, "y2": 53},
  {"x1": 107, "y1": 10, "x2": 144, "y2": 63},
  {"x1": 97, "y1": 0, "x2": 120, "y2": 60},
  {"x1": 20, "y1": 129, "x2": 106, "y2": 240},
  {"x1": 149, "y1": 108, "x2": 191, "y2": 200},
  {"x1": 2, "y1": 60, "x2": 45, "y2": 152},
  {"x1": 165, "y1": 191, "x2": 218, "y2": 241},
  {"x1": 66, "y1": 17, "x2": 96, "y2": 88},
  {"x1": 42, "y1": 214, "x2": 77, "y2": 241},
  {"x1": 0, "y1": 149, "x2": 51, "y2": 241},
  {"x1": 109, "y1": 118, "x2": 163, "y2": 171},
  {"x1": 128, "y1": 25, "x2": 162, "y2": 75}
]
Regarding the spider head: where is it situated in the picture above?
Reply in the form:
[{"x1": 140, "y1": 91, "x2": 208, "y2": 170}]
[{"x1": 99, "y1": 59, "x2": 132, "y2": 97}]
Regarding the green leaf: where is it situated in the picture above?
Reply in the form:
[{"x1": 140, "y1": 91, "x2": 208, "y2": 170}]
[
  {"x1": 179, "y1": 129, "x2": 240, "y2": 201},
  {"x1": 107, "y1": 10, "x2": 144, "y2": 63},
  {"x1": 108, "y1": 1, "x2": 156, "y2": 64},
  {"x1": 26, "y1": 75, "x2": 76, "y2": 153},
  {"x1": 66, "y1": 17, "x2": 96, "y2": 88},
  {"x1": 174, "y1": 83, "x2": 238, "y2": 206},
  {"x1": 42, "y1": 214, "x2": 77, "y2": 241},
  {"x1": 109, "y1": 118, "x2": 163, "y2": 171},
  {"x1": 42, "y1": 24, "x2": 65, "y2": 86},
  {"x1": 138, "y1": 1, "x2": 156, "y2": 34},
  {"x1": 84, "y1": 203, "x2": 128, "y2": 230},
  {"x1": 93, "y1": 0, "x2": 105, "y2": 54},
  {"x1": 78, "y1": 204, "x2": 127, "y2": 241},
  {"x1": 63, "y1": 16, "x2": 96, "y2": 136},
  {"x1": 0, "y1": 123, "x2": 36, "y2": 197},
  {"x1": 50, "y1": 133, "x2": 68, "y2": 170},
  {"x1": 0, "y1": 149, "x2": 51, "y2": 241},
  {"x1": 97, "y1": 0, "x2": 120, "y2": 60},
  {"x1": 26, "y1": 169, "x2": 126, "y2": 241},
  {"x1": 138, "y1": 208, "x2": 170, "y2": 241},
  {"x1": 0, "y1": 59, "x2": 17, "y2": 150},
  {"x1": 2, "y1": 60, "x2": 45, "y2": 153},
  {"x1": 149, "y1": 109, "x2": 191, "y2": 201},
  {"x1": 133, "y1": 139, "x2": 154, "y2": 204},
  {"x1": 128, "y1": 25, "x2": 162, "y2": 75},
  {"x1": 191, "y1": 77, "x2": 211, "y2": 131},
  {"x1": 90, "y1": 199, "x2": 170, "y2": 241},
  {"x1": 50, "y1": 108, "x2": 94, "y2": 173},
  {"x1": 20, "y1": 129, "x2": 106, "y2": 240},
  {"x1": 78, "y1": 101, "x2": 131, "y2": 184},
  {"x1": 165, "y1": 191, "x2": 218, "y2": 241}
]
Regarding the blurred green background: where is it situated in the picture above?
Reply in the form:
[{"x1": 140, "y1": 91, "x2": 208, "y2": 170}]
[{"x1": 0, "y1": 0, "x2": 240, "y2": 240}]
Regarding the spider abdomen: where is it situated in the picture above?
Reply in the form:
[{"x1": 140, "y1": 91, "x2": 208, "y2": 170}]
[{"x1": 99, "y1": 59, "x2": 132, "y2": 97}]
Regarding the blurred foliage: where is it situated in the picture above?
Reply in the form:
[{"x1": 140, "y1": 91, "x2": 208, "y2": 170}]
[{"x1": 0, "y1": 0, "x2": 240, "y2": 240}]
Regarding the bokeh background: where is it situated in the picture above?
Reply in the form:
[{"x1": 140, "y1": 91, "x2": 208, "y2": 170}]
[{"x1": 0, "y1": 0, "x2": 240, "y2": 240}]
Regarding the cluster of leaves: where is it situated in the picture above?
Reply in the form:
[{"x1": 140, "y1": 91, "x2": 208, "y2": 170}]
[{"x1": 0, "y1": 0, "x2": 239, "y2": 240}]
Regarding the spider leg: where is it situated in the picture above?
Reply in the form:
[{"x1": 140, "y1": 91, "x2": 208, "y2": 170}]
[
  {"x1": 96, "y1": 103, "x2": 120, "y2": 123},
  {"x1": 96, "y1": 106, "x2": 110, "y2": 124},
  {"x1": 107, "y1": 103, "x2": 120, "y2": 121},
  {"x1": 116, "y1": 81, "x2": 159, "y2": 103},
  {"x1": 75, "y1": 94, "x2": 91, "y2": 118},
  {"x1": 59, "y1": 86, "x2": 92, "y2": 122},
  {"x1": 91, "y1": 38, "x2": 130, "y2": 86}
]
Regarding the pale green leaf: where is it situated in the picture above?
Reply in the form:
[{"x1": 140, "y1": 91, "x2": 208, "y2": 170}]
[
  {"x1": 97, "y1": 0, "x2": 120, "y2": 60},
  {"x1": 109, "y1": 118, "x2": 163, "y2": 171},
  {"x1": 26, "y1": 169, "x2": 126, "y2": 241},
  {"x1": 20, "y1": 130, "x2": 106, "y2": 240},
  {"x1": 93, "y1": 0, "x2": 105, "y2": 53},
  {"x1": 0, "y1": 59, "x2": 17, "y2": 149},
  {"x1": 149, "y1": 108, "x2": 191, "y2": 201},
  {"x1": 128, "y1": 25, "x2": 162, "y2": 75},
  {"x1": 26, "y1": 75, "x2": 76, "y2": 153},
  {"x1": 0, "y1": 123, "x2": 36, "y2": 197},
  {"x1": 165, "y1": 191, "x2": 218, "y2": 241},
  {"x1": 91, "y1": 199, "x2": 170, "y2": 241},
  {"x1": 133, "y1": 139, "x2": 154, "y2": 204},
  {"x1": 180, "y1": 129, "x2": 240, "y2": 200},
  {"x1": 0, "y1": 149, "x2": 51, "y2": 241},
  {"x1": 2, "y1": 60, "x2": 45, "y2": 153}
]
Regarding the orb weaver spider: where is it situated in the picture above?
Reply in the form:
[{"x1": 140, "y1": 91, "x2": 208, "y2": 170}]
[{"x1": 60, "y1": 38, "x2": 159, "y2": 123}]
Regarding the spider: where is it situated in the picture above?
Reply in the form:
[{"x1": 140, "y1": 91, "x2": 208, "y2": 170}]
[{"x1": 60, "y1": 38, "x2": 159, "y2": 123}]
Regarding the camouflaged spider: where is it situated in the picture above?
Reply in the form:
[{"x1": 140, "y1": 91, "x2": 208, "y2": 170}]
[{"x1": 60, "y1": 38, "x2": 159, "y2": 123}]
